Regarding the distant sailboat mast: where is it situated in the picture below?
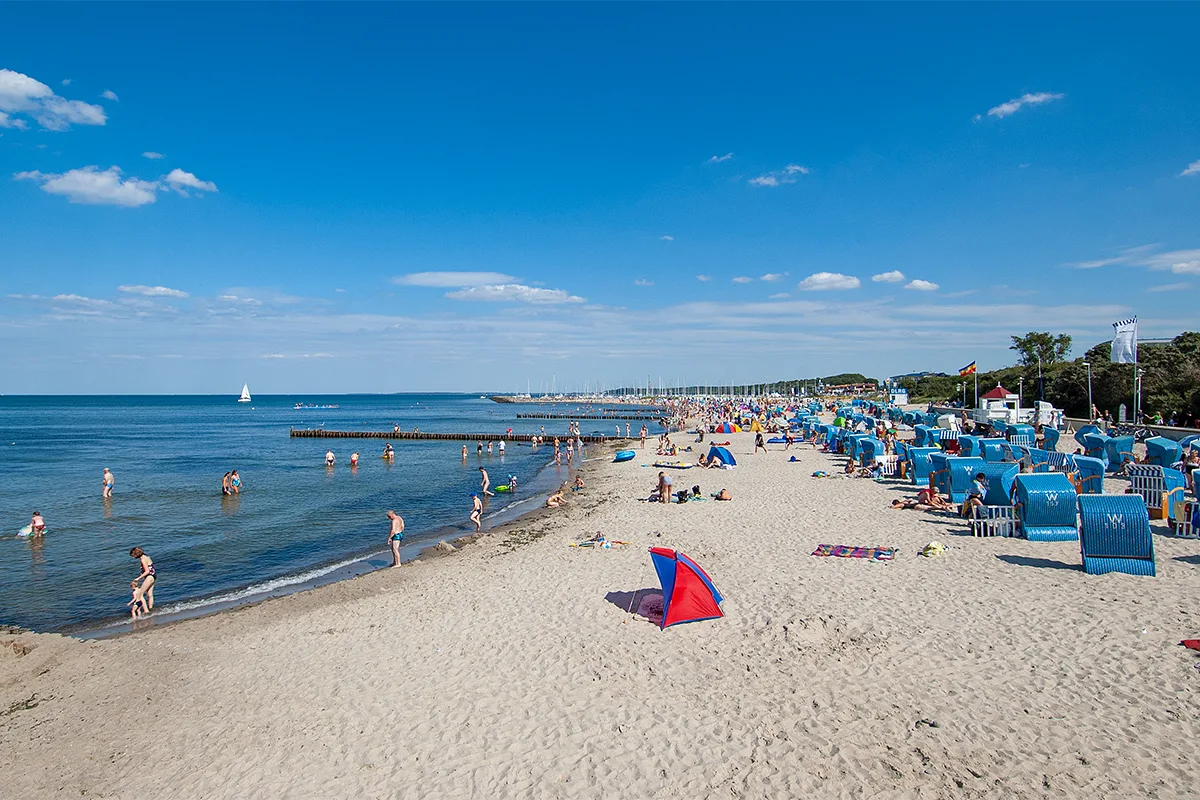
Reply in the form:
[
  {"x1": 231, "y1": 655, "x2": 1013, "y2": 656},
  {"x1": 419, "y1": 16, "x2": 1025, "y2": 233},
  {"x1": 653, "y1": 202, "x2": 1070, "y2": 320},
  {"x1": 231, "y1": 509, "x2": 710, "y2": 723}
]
[{"x1": 238, "y1": 383, "x2": 252, "y2": 403}]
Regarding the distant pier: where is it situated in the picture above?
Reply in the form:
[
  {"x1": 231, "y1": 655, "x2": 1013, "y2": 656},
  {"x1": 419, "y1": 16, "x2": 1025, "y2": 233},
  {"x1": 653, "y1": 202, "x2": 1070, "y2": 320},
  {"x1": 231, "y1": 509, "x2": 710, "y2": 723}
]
[{"x1": 290, "y1": 429, "x2": 616, "y2": 443}]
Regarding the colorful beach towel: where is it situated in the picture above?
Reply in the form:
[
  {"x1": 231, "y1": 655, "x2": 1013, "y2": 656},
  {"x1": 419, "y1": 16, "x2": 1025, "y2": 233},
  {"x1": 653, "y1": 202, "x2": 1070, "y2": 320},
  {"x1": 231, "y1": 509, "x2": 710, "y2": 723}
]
[
  {"x1": 1181, "y1": 640, "x2": 1200, "y2": 652},
  {"x1": 811, "y1": 543, "x2": 898, "y2": 561}
]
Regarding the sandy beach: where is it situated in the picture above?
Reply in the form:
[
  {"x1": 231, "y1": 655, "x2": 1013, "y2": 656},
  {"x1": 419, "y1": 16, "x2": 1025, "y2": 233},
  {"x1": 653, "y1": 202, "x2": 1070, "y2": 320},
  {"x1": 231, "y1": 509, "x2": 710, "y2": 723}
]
[{"x1": 3, "y1": 430, "x2": 1200, "y2": 799}]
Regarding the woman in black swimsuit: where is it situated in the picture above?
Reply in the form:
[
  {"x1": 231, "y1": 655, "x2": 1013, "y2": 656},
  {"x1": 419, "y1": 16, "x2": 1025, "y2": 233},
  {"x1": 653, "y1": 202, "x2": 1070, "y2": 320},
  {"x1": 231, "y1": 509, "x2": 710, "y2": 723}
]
[{"x1": 130, "y1": 547, "x2": 156, "y2": 611}]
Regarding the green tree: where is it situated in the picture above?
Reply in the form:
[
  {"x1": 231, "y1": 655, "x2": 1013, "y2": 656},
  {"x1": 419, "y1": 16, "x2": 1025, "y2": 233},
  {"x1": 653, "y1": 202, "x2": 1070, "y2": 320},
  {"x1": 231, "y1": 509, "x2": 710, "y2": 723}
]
[{"x1": 1009, "y1": 332, "x2": 1072, "y2": 367}]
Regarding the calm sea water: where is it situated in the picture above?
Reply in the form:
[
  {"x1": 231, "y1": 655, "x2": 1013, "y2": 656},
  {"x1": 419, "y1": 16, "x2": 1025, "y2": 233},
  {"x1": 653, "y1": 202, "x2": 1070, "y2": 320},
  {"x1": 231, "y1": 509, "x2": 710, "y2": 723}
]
[{"x1": 0, "y1": 394, "x2": 654, "y2": 633}]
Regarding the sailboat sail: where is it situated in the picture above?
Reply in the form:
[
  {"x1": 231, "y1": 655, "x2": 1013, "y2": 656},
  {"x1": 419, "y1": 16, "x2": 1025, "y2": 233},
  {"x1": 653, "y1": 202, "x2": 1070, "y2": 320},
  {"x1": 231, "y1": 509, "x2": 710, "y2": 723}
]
[{"x1": 239, "y1": 384, "x2": 252, "y2": 403}]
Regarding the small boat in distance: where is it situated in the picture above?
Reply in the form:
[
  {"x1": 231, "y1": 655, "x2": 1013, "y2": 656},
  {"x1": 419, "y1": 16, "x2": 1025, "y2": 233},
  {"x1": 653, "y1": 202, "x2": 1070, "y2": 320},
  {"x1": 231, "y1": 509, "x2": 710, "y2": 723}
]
[{"x1": 238, "y1": 384, "x2": 252, "y2": 403}]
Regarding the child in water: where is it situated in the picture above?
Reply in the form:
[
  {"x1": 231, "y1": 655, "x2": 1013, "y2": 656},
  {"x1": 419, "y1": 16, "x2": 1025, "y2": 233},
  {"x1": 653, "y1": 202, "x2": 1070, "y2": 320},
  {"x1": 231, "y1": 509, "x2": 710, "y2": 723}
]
[{"x1": 127, "y1": 585, "x2": 148, "y2": 619}]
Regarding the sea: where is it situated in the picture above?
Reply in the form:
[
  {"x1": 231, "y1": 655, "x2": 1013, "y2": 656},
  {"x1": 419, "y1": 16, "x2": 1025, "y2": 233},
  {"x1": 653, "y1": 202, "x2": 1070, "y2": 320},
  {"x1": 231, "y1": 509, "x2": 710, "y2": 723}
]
[{"x1": 0, "y1": 394, "x2": 659, "y2": 635}]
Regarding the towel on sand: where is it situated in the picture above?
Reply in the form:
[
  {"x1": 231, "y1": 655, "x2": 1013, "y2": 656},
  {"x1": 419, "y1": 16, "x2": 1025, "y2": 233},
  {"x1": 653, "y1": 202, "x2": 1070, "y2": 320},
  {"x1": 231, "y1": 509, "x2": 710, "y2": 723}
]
[{"x1": 811, "y1": 544, "x2": 897, "y2": 561}]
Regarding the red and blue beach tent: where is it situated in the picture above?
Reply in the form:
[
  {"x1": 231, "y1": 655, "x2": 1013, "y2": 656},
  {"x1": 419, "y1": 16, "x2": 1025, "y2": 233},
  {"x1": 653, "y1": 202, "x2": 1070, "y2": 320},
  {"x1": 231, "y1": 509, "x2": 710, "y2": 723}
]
[{"x1": 648, "y1": 548, "x2": 724, "y2": 629}]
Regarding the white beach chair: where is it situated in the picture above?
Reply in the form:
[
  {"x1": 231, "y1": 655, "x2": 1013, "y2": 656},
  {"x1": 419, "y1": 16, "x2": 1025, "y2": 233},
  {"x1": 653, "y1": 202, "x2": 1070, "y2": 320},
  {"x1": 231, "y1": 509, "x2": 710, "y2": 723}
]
[
  {"x1": 1172, "y1": 500, "x2": 1198, "y2": 539},
  {"x1": 878, "y1": 454, "x2": 900, "y2": 478},
  {"x1": 971, "y1": 505, "x2": 1017, "y2": 538}
]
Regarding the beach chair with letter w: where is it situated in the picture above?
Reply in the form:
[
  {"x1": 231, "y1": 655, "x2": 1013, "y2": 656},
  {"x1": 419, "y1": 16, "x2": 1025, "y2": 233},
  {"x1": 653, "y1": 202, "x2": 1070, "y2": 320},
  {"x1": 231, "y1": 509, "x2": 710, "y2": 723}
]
[{"x1": 1078, "y1": 494, "x2": 1156, "y2": 576}]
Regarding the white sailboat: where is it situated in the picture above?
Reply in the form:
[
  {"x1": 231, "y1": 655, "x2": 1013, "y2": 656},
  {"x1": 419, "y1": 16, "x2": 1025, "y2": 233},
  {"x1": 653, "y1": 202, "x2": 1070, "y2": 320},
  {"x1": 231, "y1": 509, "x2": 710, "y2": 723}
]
[{"x1": 238, "y1": 383, "x2": 252, "y2": 403}]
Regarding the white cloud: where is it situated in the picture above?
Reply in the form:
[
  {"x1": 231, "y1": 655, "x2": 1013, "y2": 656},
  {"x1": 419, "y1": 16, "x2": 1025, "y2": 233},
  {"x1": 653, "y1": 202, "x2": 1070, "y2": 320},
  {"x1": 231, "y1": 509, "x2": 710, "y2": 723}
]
[
  {"x1": 15, "y1": 166, "x2": 159, "y2": 206},
  {"x1": 1073, "y1": 245, "x2": 1200, "y2": 276},
  {"x1": 660, "y1": 235, "x2": 674, "y2": 241},
  {"x1": 444, "y1": 284, "x2": 585, "y2": 304},
  {"x1": 394, "y1": 271, "x2": 515, "y2": 287},
  {"x1": 634, "y1": 279, "x2": 654, "y2": 287},
  {"x1": 164, "y1": 168, "x2": 217, "y2": 195},
  {"x1": 798, "y1": 272, "x2": 861, "y2": 291},
  {"x1": 142, "y1": 151, "x2": 165, "y2": 160},
  {"x1": 1146, "y1": 282, "x2": 1191, "y2": 293},
  {"x1": 1181, "y1": 160, "x2": 1200, "y2": 178},
  {"x1": 732, "y1": 276, "x2": 753, "y2": 284},
  {"x1": 118, "y1": 285, "x2": 189, "y2": 298},
  {"x1": 904, "y1": 279, "x2": 940, "y2": 292},
  {"x1": 218, "y1": 294, "x2": 263, "y2": 306},
  {"x1": 707, "y1": 153, "x2": 733, "y2": 163},
  {"x1": 61, "y1": 79, "x2": 71, "y2": 86},
  {"x1": 52, "y1": 294, "x2": 114, "y2": 308},
  {"x1": 760, "y1": 272, "x2": 788, "y2": 282},
  {"x1": 0, "y1": 69, "x2": 107, "y2": 131},
  {"x1": 982, "y1": 92, "x2": 1064, "y2": 120},
  {"x1": 769, "y1": 292, "x2": 791, "y2": 299},
  {"x1": 0, "y1": 110, "x2": 27, "y2": 129},
  {"x1": 748, "y1": 163, "x2": 810, "y2": 187},
  {"x1": 871, "y1": 270, "x2": 905, "y2": 283},
  {"x1": 100, "y1": 90, "x2": 119, "y2": 101},
  {"x1": 696, "y1": 275, "x2": 711, "y2": 282}
]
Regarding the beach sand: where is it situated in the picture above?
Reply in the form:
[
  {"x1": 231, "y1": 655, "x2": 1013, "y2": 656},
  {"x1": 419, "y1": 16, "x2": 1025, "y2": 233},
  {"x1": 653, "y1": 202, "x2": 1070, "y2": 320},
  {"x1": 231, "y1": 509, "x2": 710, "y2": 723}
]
[{"x1": 3, "y1": 431, "x2": 1200, "y2": 798}]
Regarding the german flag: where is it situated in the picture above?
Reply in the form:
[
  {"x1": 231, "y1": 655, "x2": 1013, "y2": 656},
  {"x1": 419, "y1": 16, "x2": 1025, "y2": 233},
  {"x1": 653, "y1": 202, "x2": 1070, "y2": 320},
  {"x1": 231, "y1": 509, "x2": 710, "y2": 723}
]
[{"x1": 959, "y1": 361, "x2": 977, "y2": 377}]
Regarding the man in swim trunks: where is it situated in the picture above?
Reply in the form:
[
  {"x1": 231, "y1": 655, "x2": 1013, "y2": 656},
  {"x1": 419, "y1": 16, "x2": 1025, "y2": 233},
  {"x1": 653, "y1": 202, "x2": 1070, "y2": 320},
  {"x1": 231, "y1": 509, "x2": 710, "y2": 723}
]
[
  {"x1": 325, "y1": 450, "x2": 336, "y2": 466},
  {"x1": 30, "y1": 511, "x2": 45, "y2": 536},
  {"x1": 479, "y1": 467, "x2": 494, "y2": 496},
  {"x1": 103, "y1": 468, "x2": 115, "y2": 499},
  {"x1": 386, "y1": 510, "x2": 405, "y2": 567},
  {"x1": 470, "y1": 494, "x2": 483, "y2": 530},
  {"x1": 222, "y1": 472, "x2": 232, "y2": 495}
]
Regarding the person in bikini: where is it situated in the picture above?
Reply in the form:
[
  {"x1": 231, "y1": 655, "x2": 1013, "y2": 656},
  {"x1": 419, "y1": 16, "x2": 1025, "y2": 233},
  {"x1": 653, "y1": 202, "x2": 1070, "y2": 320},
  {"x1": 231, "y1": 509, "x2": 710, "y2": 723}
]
[{"x1": 129, "y1": 547, "x2": 156, "y2": 611}]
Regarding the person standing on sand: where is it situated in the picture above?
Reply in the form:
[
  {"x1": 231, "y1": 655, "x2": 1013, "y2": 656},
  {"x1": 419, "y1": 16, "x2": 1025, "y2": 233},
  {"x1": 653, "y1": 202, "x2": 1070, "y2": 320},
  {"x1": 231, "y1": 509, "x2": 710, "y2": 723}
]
[
  {"x1": 479, "y1": 467, "x2": 494, "y2": 496},
  {"x1": 470, "y1": 494, "x2": 483, "y2": 530},
  {"x1": 657, "y1": 471, "x2": 673, "y2": 504},
  {"x1": 129, "y1": 547, "x2": 155, "y2": 611},
  {"x1": 626, "y1": 422, "x2": 631, "y2": 439},
  {"x1": 386, "y1": 510, "x2": 405, "y2": 567},
  {"x1": 640, "y1": 425, "x2": 647, "y2": 450},
  {"x1": 102, "y1": 468, "x2": 115, "y2": 499},
  {"x1": 754, "y1": 432, "x2": 766, "y2": 454}
]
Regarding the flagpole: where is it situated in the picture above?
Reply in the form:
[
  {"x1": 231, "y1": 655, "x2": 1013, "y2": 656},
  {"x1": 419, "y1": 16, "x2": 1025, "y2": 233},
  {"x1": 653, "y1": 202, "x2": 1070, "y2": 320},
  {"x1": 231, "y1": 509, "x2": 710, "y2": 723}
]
[{"x1": 973, "y1": 369, "x2": 978, "y2": 408}]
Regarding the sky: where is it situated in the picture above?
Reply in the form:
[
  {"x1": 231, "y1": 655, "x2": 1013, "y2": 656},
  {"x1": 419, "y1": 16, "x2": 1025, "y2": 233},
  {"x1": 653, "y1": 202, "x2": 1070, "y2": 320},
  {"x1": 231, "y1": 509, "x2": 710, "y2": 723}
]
[{"x1": 2, "y1": 3, "x2": 1198, "y2": 395}]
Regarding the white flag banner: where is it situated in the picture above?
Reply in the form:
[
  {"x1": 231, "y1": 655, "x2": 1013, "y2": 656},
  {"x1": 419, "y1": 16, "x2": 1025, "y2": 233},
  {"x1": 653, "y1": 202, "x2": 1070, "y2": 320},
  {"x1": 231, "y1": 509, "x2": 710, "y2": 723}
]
[{"x1": 1111, "y1": 317, "x2": 1138, "y2": 364}]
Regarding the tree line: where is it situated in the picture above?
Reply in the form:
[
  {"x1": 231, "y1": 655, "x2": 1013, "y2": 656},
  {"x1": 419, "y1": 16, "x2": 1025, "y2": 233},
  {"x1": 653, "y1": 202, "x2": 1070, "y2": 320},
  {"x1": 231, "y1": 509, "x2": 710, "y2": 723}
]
[{"x1": 898, "y1": 331, "x2": 1200, "y2": 425}]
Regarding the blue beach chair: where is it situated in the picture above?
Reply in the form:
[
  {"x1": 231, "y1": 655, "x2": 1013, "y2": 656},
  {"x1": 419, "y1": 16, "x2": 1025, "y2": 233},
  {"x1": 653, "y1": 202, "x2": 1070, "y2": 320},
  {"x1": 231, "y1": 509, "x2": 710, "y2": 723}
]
[
  {"x1": 1103, "y1": 435, "x2": 1136, "y2": 474},
  {"x1": 907, "y1": 446, "x2": 941, "y2": 486},
  {"x1": 958, "y1": 435, "x2": 981, "y2": 458},
  {"x1": 976, "y1": 462, "x2": 1020, "y2": 506},
  {"x1": 945, "y1": 456, "x2": 986, "y2": 504},
  {"x1": 1143, "y1": 437, "x2": 1182, "y2": 468},
  {"x1": 978, "y1": 438, "x2": 1009, "y2": 463},
  {"x1": 1077, "y1": 494, "x2": 1156, "y2": 576},
  {"x1": 1069, "y1": 455, "x2": 1106, "y2": 495},
  {"x1": 1014, "y1": 473, "x2": 1079, "y2": 541}
]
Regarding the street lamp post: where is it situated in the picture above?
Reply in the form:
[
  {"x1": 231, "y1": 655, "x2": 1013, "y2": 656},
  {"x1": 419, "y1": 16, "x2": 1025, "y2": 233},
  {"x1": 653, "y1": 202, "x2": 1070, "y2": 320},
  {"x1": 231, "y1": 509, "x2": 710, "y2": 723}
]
[
  {"x1": 1018, "y1": 376, "x2": 1024, "y2": 411},
  {"x1": 1083, "y1": 361, "x2": 1092, "y2": 420}
]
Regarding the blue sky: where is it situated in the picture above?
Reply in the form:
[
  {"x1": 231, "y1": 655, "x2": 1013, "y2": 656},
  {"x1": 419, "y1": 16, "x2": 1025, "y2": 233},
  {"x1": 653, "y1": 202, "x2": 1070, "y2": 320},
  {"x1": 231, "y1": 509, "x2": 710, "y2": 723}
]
[{"x1": 2, "y1": 3, "x2": 1198, "y2": 394}]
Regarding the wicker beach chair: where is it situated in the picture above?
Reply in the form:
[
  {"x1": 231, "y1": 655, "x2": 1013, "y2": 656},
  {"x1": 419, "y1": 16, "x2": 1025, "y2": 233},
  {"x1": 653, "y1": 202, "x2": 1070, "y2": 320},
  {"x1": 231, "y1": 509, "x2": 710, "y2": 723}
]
[
  {"x1": 944, "y1": 456, "x2": 986, "y2": 504},
  {"x1": 957, "y1": 435, "x2": 981, "y2": 458},
  {"x1": 1044, "y1": 451, "x2": 1071, "y2": 473},
  {"x1": 1143, "y1": 436, "x2": 1182, "y2": 468},
  {"x1": 1027, "y1": 448, "x2": 1052, "y2": 472},
  {"x1": 1171, "y1": 500, "x2": 1199, "y2": 539},
  {"x1": 1014, "y1": 473, "x2": 1079, "y2": 541},
  {"x1": 1077, "y1": 494, "x2": 1156, "y2": 576},
  {"x1": 1082, "y1": 432, "x2": 1111, "y2": 470},
  {"x1": 1125, "y1": 465, "x2": 1187, "y2": 520},
  {"x1": 1069, "y1": 455, "x2": 1106, "y2": 495},
  {"x1": 907, "y1": 446, "x2": 941, "y2": 486},
  {"x1": 978, "y1": 438, "x2": 1008, "y2": 463},
  {"x1": 939, "y1": 428, "x2": 960, "y2": 453},
  {"x1": 972, "y1": 504, "x2": 1017, "y2": 538},
  {"x1": 1103, "y1": 435, "x2": 1136, "y2": 474},
  {"x1": 976, "y1": 462, "x2": 1020, "y2": 506}
]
